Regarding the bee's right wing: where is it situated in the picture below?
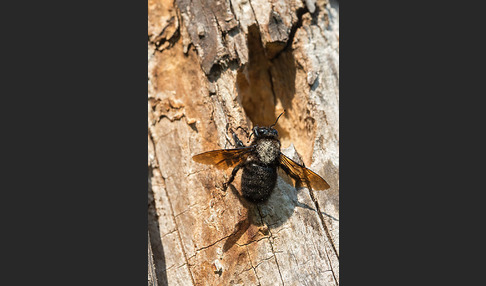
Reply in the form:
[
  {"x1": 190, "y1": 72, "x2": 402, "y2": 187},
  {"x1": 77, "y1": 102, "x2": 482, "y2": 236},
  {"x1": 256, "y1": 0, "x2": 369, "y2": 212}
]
[
  {"x1": 279, "y1": 152, "x2": 330, "y2": 190},
  {"x1": 192, "y1": 146, "x2": 254, "y2": 170}
]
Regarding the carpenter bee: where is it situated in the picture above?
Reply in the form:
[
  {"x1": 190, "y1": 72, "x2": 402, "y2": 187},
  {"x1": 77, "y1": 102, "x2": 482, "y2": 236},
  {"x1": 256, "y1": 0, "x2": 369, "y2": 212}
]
[{"x1": 192, "y1": 111, "x2": 330, "y2": 203}]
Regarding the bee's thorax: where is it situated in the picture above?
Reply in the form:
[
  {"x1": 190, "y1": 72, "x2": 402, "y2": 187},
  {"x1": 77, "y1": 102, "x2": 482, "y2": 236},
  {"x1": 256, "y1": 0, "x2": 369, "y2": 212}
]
[{"x1": 255, "y1": 139, "x2": 280, "y2": 164}]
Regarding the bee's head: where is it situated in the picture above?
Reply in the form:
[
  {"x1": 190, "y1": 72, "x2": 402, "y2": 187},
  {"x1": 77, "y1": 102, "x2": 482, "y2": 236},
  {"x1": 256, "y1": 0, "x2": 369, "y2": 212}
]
[
  {"x1": 249, "y1": 110, "x2": 285, "y2": 141},
  {"x1": 252, "y1": 126, "x2": 279, "y2": 139}
]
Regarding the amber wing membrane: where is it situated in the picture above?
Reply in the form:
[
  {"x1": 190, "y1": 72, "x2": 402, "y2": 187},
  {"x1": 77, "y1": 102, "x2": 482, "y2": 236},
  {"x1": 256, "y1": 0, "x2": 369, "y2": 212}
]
[
  {"x1": 192, "y1": 147, "x2": 253, "y2": 170},
  {"x1": 279, "y1": 153, "x2": 330, "y2": 190}
]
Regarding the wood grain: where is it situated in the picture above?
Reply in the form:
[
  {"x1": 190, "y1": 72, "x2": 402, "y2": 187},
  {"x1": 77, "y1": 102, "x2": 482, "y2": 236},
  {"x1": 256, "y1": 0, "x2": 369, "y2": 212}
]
[{"x1": 148, "y1": 0, "x2": 339, "y2": 285}]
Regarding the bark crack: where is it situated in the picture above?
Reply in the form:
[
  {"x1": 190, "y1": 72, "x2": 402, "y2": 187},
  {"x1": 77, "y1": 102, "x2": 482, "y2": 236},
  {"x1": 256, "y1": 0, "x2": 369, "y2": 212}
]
[
  {"x1": 324, "y1": 243, "x2": 339, "y2": 285},
  {"x1": 308, "y1": 187, "x2": 339, "y2": 285},
  {"x1": 272, "y1": 7, "x2": 308, "y2": 60},
  {"x1": 257, "y1": 206, "x2": 285, "y2": 286},
  {"x1": 195, "y1": 233, "x2": 233, "y2": 252},
  {"x1": 228, "y1": 0, "x2": 237, "y2": 26},
  {"x1": 148, "y1": 130, "x2": 197, "y2": 286},
  {"x1": 235, "y1": 235, "x2": 268, "y2": 247},
  {"x1": 253, "y1": 254, "x2": 277, "y2": 269},
  {"x1": 174, "y1": 202, "x2": 200, "y2": 218},
  {"x1": 267, "y1": 68, "x2": 277, "y2": 106},
  {"x1": 165, "y1": 262, "x2": 188, "y2": 272},
  {"x1": 161, "y1": 228, "x2": 177, "y2": 238},
  {"x1": 248, "y1": 0, "x2": 260, "y2": 28},
  {"x1": 245, "y1": 246, "x2": 262, "y2": 286},
  {"x1": 158, "y1": 113, "x2": 186, "y2": 122},
  {"x1": 308, "y1": 189, "x2": 339, "y2": 258},
  {"x1": 211, "y1": 10, "x2": 226, "y2": 46}
]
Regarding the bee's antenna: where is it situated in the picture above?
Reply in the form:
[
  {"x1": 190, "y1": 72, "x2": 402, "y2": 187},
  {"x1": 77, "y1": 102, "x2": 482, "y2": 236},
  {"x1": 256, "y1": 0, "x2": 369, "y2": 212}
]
[{"x1": 270, "y1": 110, "x2": 286, "y2": 128}]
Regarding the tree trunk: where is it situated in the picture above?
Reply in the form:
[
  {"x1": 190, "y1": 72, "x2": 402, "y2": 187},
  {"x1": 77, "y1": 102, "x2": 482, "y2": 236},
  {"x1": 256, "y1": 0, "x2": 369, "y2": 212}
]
[{"x1": 148, "y1": 0, "x2": 339, "y2": 285}]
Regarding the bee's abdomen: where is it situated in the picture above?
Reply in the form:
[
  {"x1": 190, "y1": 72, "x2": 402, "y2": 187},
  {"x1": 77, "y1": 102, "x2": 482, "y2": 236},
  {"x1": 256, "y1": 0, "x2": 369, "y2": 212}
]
[{"x1": 241, "y1": 163, "x2": 277, "y2": 203}]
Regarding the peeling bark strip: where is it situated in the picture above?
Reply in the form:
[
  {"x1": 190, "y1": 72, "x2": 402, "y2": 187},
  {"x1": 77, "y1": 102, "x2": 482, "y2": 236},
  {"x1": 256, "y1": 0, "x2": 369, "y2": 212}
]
[
  {"x1": 173, "y1": 0, "x2": 310, "y2": 74},
  {"x1": 148, "y1": 0, "x2": 339, "y2": 285}
]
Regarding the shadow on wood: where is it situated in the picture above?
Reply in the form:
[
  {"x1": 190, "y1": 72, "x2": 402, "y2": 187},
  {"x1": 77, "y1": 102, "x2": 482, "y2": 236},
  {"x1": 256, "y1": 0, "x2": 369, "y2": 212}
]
[{"x1": 148, "y1": 167, "x2": 168, "y2": 286}]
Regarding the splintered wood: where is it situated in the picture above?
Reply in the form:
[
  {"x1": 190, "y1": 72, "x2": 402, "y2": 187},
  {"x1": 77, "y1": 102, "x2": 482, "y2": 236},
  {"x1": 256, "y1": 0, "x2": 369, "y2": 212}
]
[{"x1": 149, "y1": 0, "x2": 339, "y2": 285}]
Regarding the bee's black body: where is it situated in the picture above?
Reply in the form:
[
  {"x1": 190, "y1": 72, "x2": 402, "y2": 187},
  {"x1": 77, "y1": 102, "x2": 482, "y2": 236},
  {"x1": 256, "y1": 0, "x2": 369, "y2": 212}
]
[
  {"x1": 239, "y1": 137, "x2": 281, "y2": 202},
  {"x1": 241, "y1": 162, "x2": 278, "y2": 203},
  {"x1": 226, "y1": 127, "x2": 282, "y2": 203}
]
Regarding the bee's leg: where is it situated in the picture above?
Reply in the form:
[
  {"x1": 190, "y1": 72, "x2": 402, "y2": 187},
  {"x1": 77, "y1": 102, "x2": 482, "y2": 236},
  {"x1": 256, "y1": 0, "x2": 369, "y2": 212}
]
[
  {"x1": 235, "y1": 126, "x2": 250, "y2": 137},
  {"x1": 223, "y1": 162, "x2": 246, "y2": 191},
  {"x1": 224, "y1": 124, "x2": 235, "y2": 148},
  {"x1": 224, "y1": 133, "x2": 233, "y2": 149},
  {"x1": 229, "y1": 128, "x2": 245, "y2": 148},
  {"x1": 235, "y1": 126, "x2": 251, "y2": 144},
  {"x1": 232, "y1": 132, "x2": 245, "y2": 148}
]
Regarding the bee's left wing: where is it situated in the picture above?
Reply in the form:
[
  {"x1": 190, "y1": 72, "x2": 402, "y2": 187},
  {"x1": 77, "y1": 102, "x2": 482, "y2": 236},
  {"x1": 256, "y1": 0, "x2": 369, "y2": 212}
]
[
  {"x1": 279, "y1": 152, "x2": 330, "y2": 190},
  {"x1": 192, "y1": 146, "x2": 254, "y2": 170}
]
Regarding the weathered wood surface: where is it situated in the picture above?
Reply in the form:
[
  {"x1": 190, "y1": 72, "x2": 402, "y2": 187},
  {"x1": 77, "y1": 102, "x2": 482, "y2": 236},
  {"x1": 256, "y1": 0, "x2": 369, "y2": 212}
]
[{"x1": 148, "y1": 0, "x2": 339, "y2": 285}]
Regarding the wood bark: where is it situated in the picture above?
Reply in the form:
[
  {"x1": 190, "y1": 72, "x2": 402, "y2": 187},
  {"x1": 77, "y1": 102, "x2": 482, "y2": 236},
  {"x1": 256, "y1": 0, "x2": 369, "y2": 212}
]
[{"x1": 148, "y1": 0, "x2": 339, "y2": 285}]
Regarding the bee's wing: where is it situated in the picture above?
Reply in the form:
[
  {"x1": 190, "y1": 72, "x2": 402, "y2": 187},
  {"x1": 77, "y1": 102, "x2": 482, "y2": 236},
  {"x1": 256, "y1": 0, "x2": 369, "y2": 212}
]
[
  {"x1": 279, "y1": 152, "x2": 330, "y2": 190},
  {"x1": 192, "y1": 147, "x2": 253, "y2": 170}
]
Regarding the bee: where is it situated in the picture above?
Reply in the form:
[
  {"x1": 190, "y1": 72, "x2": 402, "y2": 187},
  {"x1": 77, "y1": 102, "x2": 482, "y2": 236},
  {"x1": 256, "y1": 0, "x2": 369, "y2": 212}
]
[{"x1": 192, "y1": 111, "x2": 330, "y2": 203}]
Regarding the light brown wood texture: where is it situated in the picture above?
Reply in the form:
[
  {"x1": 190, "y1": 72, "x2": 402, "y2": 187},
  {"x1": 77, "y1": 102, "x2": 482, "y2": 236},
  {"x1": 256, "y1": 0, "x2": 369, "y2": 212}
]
[{"x1": 148, "y1": 0, "x2": 339, "y2": 285}]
